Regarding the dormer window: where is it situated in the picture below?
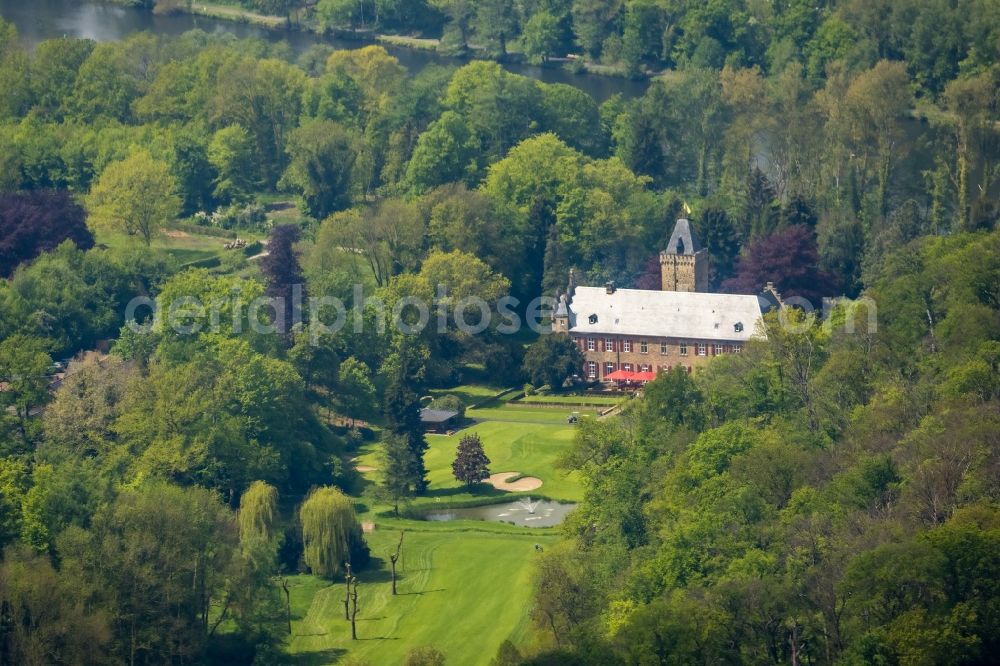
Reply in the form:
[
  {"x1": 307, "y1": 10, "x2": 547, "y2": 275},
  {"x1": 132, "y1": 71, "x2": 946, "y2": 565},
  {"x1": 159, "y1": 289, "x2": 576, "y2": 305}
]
[
  {"x1": 734, "y1": 322, "x2": 744, "y2": 333},
  {"x1": 588, "y1": 314, "x2": 598, "y2": 324}
]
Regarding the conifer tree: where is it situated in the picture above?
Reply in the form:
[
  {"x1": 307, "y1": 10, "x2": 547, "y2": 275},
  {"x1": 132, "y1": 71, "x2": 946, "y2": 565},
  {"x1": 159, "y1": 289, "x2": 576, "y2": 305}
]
[{"x1": 384, "y1": 346, "x2": 429, "y2": 493}]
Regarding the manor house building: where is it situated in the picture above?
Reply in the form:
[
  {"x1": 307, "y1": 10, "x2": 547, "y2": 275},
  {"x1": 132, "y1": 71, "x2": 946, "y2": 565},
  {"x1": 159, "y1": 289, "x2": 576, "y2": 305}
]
[{"x1": 552, "y1": 219, "x2": 774, "y2": 382}]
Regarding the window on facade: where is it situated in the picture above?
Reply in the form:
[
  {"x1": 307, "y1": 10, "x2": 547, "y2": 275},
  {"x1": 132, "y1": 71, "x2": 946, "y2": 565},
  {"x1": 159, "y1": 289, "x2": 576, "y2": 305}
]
[
  {"x1": 639, "y1": 341, "x2": 648, "y2": 354},
  {"x1": 587, "y1": 361, "x2": 596, "y2": 378},
  {"x1": 660, "y1": 342, "x2": 668, "y2": 354},
  {"x1": 623, "y1": 340, "x2": 631, "y2": 353},
  {"x1": 605, "y1": 362, "x2": 615, "y2": 376},
  {"x1": 640, "y1": 364, "x2": 650, "y2": 372},
  {"x1": 733, "y1": 344, "x2": 743, "y2": 353},
  {"x1": 586, "y1": 338, "x2": 595, "y2": 351},
  {"x1": 604, "y1": 338, "x2": 614, "y2": 352},
  {"x1": 679, "y1": 342, "x2": 688, "y2": 356},
  {"x1": 697, "y1": 343, "x2": 707, "y2": 356},
  {"x1": 623, "y1": 363, "x2": 633, "y2": 372}
]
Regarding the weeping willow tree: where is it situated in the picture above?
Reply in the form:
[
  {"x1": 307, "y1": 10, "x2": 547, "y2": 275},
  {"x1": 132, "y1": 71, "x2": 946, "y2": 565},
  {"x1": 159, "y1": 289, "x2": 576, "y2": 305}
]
[
  {"x1": 239, "y1": 481, "x2": 279, "y2": 546},
  {"x1": 238, "y1": 480, "x2": 281, "y2": 573},
  {"x1": 299, "y1": 486, "x2": 368, "y2": 578}
]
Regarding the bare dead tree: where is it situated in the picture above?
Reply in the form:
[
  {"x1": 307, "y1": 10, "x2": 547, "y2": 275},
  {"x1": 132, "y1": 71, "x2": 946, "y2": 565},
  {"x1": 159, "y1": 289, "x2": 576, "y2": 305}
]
[
  {"x1": 343, "y1": 562, "x2": 353, "y2": 621},
  {"x1": 390, "y1": 531, "x2": 404, "y2": 595},
  {"x1": 349, "y1": 575, "x2": 360, "y2": 640},
  {"x1": 281, "y1": 576, "x2": 292, "y2": 634}
]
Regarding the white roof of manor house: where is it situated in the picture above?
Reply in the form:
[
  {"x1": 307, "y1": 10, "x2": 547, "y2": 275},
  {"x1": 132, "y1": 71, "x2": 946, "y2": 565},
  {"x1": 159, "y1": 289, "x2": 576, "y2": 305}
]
[{"x1": 566, "y1": 286, "x2": 771, "y2": 342}]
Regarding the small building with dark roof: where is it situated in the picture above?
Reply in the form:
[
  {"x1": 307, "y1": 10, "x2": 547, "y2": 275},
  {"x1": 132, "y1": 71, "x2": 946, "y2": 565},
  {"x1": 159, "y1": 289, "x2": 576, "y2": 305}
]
[{"x1": 419, "y1": 407, "x2": 460, "y2": 433}]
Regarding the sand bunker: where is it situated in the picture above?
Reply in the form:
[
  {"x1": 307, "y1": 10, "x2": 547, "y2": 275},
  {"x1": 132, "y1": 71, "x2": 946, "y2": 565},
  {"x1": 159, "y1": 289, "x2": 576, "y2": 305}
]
[
  {"x1": 488, "y1": 472, "x2": 543, "y2": 492},
  {"x1": 355, "y1": 465, "x2": 376, "y2": 473}
]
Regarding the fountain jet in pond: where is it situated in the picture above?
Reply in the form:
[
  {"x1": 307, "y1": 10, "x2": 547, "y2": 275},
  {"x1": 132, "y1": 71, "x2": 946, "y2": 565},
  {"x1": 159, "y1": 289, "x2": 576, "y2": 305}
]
[{"x1": 518, "y1": 498, "x2": 540, "y2": 514}]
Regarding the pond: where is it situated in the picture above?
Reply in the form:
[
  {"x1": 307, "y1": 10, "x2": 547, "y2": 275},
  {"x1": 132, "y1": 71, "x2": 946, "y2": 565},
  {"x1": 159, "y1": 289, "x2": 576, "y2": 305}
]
[
  {"x1": 421, "y1": 498, "x2": 575, "y2": 528},
  {"x1": 0, "y1": 0, "x2": 649, "y2": 102}
]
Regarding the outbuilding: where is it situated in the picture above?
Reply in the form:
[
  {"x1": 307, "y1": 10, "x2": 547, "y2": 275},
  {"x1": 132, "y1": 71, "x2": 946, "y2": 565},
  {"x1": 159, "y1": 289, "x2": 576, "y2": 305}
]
[{"x1": 419, "y1": 408, "x2": 459, "y2": 433}]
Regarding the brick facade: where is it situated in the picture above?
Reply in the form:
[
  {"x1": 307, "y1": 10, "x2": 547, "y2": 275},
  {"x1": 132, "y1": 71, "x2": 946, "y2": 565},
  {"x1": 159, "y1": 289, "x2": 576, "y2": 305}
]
[
  {"x1": 571, "y1": 334, "x2": 744, "y2": 381},
  {"x1": 551, "y1": 219, "x2": 766, "y2": 384}
]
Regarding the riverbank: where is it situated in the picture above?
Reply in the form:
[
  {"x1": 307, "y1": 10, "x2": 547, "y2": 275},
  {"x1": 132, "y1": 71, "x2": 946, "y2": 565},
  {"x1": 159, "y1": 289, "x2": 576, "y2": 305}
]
[
  {"x1": 2, "y1": 0, "x2": 651, "y2": 100},
  {"x1": 162, "y1": 1, "x2": 288, "y2": 28},
  {"x1": 149, "y1": 0, "x2": 647, "y2": 81}
]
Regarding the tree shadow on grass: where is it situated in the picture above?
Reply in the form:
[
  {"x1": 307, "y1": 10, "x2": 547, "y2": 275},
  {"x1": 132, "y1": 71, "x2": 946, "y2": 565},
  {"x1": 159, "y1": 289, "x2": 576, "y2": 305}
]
[
  {"x1": 355, "y1": 636, "x2": 400, "y2": 641},
  {"x1": 395, "y1": 587, "x2": 446, "y2": 596},
  {"x1": 422, "y1": 483, "x2": 507, "y2": 500},
  {"x1": 356, "y1": 557, "x2": 393, "y2": 584},
  {"x1": 282, "y1": 648, "x2": 348, "y2": 665}
]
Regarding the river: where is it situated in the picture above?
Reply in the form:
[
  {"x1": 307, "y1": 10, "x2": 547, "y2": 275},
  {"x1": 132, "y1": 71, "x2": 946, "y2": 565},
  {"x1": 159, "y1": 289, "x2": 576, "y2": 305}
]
[{"x1": 0, "y1": 0, "x2": 648, "y2": 102}]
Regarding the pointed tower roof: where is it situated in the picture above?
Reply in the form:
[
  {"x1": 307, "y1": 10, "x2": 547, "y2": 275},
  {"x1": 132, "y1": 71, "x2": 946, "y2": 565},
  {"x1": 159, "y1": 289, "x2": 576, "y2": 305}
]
[
  {"x1": 665, "y1": 218, "x2": 702, "y2": 255},
  {"x1": 554, "y1": 293, "x2": 569, "y2": 316}
]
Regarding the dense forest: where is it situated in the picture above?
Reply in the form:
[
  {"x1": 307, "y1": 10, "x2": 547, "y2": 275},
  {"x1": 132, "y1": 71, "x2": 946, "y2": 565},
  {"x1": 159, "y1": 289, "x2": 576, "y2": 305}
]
[
  {"x1": 144, "y1": 0, "x2": 1000, "y2": 86},
  {"x1": 0, "y1": 0, "x2": 998, "y2": 662}
]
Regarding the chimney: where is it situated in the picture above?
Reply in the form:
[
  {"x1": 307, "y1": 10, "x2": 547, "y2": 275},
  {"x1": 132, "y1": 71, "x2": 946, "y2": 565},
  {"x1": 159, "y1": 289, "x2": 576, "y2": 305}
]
[
  {"x1": 605, "y1": 281, "x2": 616, "y2": 295},
  {"x1": 763, "y1": 281, "x2": 783, "y2": 306},
  {"x1": 567, "y1": 268, "x2": 577, "y2": 299}
]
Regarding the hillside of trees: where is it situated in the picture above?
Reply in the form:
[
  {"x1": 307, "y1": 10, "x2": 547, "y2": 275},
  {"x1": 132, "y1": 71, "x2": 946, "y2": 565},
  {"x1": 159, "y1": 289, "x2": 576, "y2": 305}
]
[
  {"x1": 0, "y1": 0, "x2": 998, "y2": 662},
  {"x1": 528, "y1": 230, "x2": 1000, "y2": 664}
]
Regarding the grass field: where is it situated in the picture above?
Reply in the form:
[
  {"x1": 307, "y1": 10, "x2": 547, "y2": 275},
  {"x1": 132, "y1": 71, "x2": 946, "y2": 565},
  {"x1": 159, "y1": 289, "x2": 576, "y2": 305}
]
[
  {"x1": 288, "y1": 389, "x2": 585, "y2": 664},
  {"x1": 286, "y1": 527, "x2": 560, "y2": 665},
  {"x1": 355, "y1": 419, "x2": 583, "y2": 504},
  {"x1": 427, "y1": 384, "x2": 510, "y2": 408},
  {"x1": 517, "y1": 393, "x2": 624, "y2": 406},
  {"x1": 95, "y1": 227, "x2": 260, "y2": 267},
  {"x1": 466, "y1": 404, "x2": 595, "y2": 425}
]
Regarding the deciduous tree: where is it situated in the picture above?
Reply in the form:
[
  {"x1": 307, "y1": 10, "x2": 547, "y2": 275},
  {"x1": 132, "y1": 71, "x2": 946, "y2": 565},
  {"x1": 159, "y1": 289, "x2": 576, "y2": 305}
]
[
  {"x1": 0, "y1": 190, "x2": 93, "y2": 278},
  {"x1": 85, "y1": 151, "x2": 181, "y2": 246},
  {"x1": 522, "y1": 333, "x2": 584, "y2": 390},
  {"x1": 298, "y1": 486, "x2": 368, "y2": 578},
  {"x1": 281, "y1": 120, "x2": 361, "y2": 218},
  {"x1": 723, "y1": 224, "x2": 837, "y2": 304},
  {"x1": 452, "y1": 433, "x2": 491, "y2": 487},
  {"x1": 208, "y1": 124, "x2": 258, "y2": 204}
]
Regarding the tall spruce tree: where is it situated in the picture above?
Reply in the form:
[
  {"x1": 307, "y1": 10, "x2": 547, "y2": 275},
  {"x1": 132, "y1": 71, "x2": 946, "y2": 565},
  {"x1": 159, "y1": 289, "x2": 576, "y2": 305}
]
[
  {"x1": 384, "y1": 345, "x2": 429, "y2": 493},
  {"x1": 381, "y1": 433, "x2": 417, "y2": 515},
  {"x1": 696, "y1": 207, "x2": 742, "y2": 289}
]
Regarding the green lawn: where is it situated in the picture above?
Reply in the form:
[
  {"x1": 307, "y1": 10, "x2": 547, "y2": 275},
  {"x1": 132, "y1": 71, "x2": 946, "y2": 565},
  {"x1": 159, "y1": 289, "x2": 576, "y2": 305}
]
[
  {"x1": 95, "y1": 228, "x2": 259, "y2": 267},
  {"x1": 517, "y1": 394, "x2": 624, "y2": 406},
  {"x1": 466, "y1": 404, "x2": 596, "y2": 425},
  {"x1": 355, "y1": 419, "x2": 583, "y2": 504},
  {"x1": 286, "y1": 527, "x2": 560, "y2": 665},
  {"x1": 427, "y1": 384, "x2": 509, "y2": 408},
  {"x1": 289, "y1": 389, "x2": 585, "y2": 664}
]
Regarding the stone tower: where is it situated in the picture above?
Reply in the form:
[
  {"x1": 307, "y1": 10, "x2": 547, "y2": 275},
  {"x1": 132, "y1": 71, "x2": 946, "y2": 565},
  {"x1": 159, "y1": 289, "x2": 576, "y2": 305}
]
[{"x1": 659, "y1": 218, "x2": 708, "y2": 292}]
